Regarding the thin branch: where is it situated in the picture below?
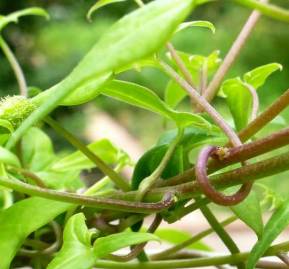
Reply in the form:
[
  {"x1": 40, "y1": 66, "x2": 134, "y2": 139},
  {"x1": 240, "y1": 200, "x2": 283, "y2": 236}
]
[
  {"x1": 0, "y1": 177, "x2": 174, "y2": 214},
  {"x1": 0, "y1": 36, "x2": 27, "y2": 96},
  {"x1": 45, "y1": 117, "x2": 130, "y2": 192},
  {"x1": 239, "y1": 88, "x2": 289, "y2": 143},
  {"x1": 201, "y1": 0, "x2": 266, "y2": 105},
  {"x1": 159, "y1": 126, "x2": 289, "y2": 187},
  {"x1": 277, "y1": 252, "x2": 289, "y2": 267},
  {"x1": 244, "y1": 83, "x2": 259, "y2": 121}
]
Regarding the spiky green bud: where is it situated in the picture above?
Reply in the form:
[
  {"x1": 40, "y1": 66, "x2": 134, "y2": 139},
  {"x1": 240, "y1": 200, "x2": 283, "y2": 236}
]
[{"x1": 0, "y1": 96, "x2": 36, "y2": 128}]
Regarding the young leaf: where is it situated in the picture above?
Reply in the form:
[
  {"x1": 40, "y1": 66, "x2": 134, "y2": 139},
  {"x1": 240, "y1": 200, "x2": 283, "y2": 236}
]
[
  {"x1": 0, "y1": 119, "x2": 14, "y2": 134},
  {"x1": 165, "y1": 80, "x2": 187, "y2": 108},
  {"x1": 87, "y1": 0, "x2": 127, "y2": 21},
  {"x1": 51, "y1": 139, "x2": 119, "y2": 172},
  {"x1": 246, "y1": 199, "x2": 289, "y2": 269},
  {"x1": 47, "y1": 213, "x2": 96, "y2": 269},
  {"x1": 243, "y1": 63, "x2": 282, "y2": 89},
  {"x1": 0, "y1": 197, "x2": 70, "y2": 269},
  {"x1": 231, "y1": 190, "x2": 263, "y2": 238},
  {"x1": 0, "y1": 146, "x2": 20, "y2": 168},
  {"x1": 221, "y1": 78, "x2": 252, "y2": 131},
  {"x1": 102, "y1": 80, "x2": 211, "y2": 129},
  {"x1": 8, "y1": 0, "x2": 203, "y2": 148},
  {"x1": 177, "y1": 20, "x2": 216, "y2": 33},
  {"x1": 21, "y1": 127, "x2": 55, "y2": 172},
  {"x1": 154, "y1": 228, "x2": 211, "y2": 251},
  {"x1": 0, "y1": 7, "x2": 49, "y2": 32},
  {"x1": 93, "y1": 232, "x2": 159, "y2": 259}
]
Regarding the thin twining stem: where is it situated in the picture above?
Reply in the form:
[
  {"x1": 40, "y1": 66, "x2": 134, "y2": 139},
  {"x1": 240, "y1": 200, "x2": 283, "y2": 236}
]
[
  {"x1": 201, "y1": 0, "x2": 266, "y2": 105},
  {"x1": 160, "y1": 61, "x2": 242, "y2": 147},
  {"x1": 136, "y1": 128, "x2": 183, "y2": 200},
  {"x1": 109, "y1": 214, "x2": 162, "y2": 262},
  {"x1": 166, "y1": 43, "x2": 196, "y2": 89},
  {"x1": 93, "y1": 241, "x2": 289, "y2": 268},
  {"x1": 244, "y1": 83, "x2": 259, "y2": 121},
  {"x1": 0, "y1": 36, "x2": 28, "y2": 97},
  {"x1": 0, "y1": 177, "x2": 174, "y2": 214},
  {"x1": 160, "y1": 126, "x2": 289, "y2": 187},
  {"x1": 199, "y1": 60, "x2": 208, "y2": 95},
  {"x1": 151, "y1": 216, "x2": 236, "y2": 260},
  {"x1": 45, "y1": 117, "x2": 130, "y2": 192},
  {"x1": 238, "y1": 88, "x2": 289, "y2": 143},
  {"x1": 9, "y1": 167, "x2": 47, "y2": 188}
]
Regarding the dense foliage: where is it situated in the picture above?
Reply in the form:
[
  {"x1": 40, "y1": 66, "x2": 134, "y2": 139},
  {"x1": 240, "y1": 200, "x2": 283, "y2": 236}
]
[{"x1": 1, "y1": 0, "x2": 289, "y2": 268}]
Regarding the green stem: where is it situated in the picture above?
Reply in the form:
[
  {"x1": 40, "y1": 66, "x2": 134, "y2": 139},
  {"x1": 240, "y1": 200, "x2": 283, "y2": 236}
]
[
  {"x1": 134, "y1": 0, "x2": 145, "y2": 7},
  {"x1": 199, "y1": 205, "x2": 244, "y2": 269},
  {"x1": 234, "y1": 0, "x2": 289, "y2": 23},
  {"x1": 0, "y1": 36, "x2": 27, "y2": 96},
  {"x1": 0, "y1": 177, "x2": 173, "y2": 214},
  {"x1": 93, "y1": 241, "x2": 289, "y2": 268},
  {"x1": 45, "y1": 117, "x2": 130, "y2": 192},
  {"x1": 136, "y1": 128, "x2": 183, "y2": 200},
  {"x1": 151, "y1": 215, "x2": 237, "y2": 260}
]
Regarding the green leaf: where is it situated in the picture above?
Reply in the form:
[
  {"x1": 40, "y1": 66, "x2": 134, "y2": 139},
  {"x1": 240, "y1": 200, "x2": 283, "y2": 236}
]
[
  {"x1": 231, "y1": 190, "x2": 263, "y2": 238},
  {"x1": 154, "y1": 228, "x2": 211, "y2": 251},
  {"x1": 0, "y1": 197, "x2": 69, "y2": 269},
  {"x1": 246, "y1": 199, "x2": 289, "y2": 269},
  {"x1": 47, "y1": 213, "x2": 96, "y2": 269},
  {"x1": 21, "y1": 127, "x2": 55, "y2": 171},
  {"x1": 52, "y1": 139, "x2": 119, "y2": 172},
  {"x1": 102, "y1": 80, "x2": 211, "y2": 129},
  {"x1": 0, "y1": 119, "x2": 14, "y2": 134},
  {"x1": 221, "y1": 78, "x2": 252, "y2": 131},
  {"x1": 87, "y1": 0, "x2": 127, "y2": 21},
  {"x1": 9, "y1": 0, "x2": 202, "y2": 149},
  {"x1": 243, "y1": 63, "x2": 282, "y2": 89},
  {"x1": 0, "y1": 146, "x2": 20, "y2": 167},
  {"x1": 0, "y1": 7, "x2": 49, "y2": 32},
  {"x1": 177, "y1": 20, "x2": 215, "y2": 33},
  {"x1": 93, "y1": 232, "x2": 159, "y2": 259},
  {"x1": 165, "y1": 80, "x2": 187, "y2": 108},
  {"x1": 131, "y1": 144, "x2": 184, "y2": 190}
]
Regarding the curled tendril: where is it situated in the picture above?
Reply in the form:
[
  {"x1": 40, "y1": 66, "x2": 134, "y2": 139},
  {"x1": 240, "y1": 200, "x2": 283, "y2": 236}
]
[{"x1": 195, "y1": 145, "x2": 252, "y2": 206}]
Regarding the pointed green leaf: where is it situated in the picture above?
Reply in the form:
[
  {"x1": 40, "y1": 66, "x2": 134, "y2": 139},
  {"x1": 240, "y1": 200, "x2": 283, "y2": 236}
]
[
  {"x1": 165, "y1": 80, "x2": 187, "y2": 108},
  {"x1": 177, "y1": 20, "x2": 215, "y2": 33},
  {"x1": 47, "y1": 213, "x2": 96, "y2": 269},
  {"x1": 243, "y1": 63, "x2": 282, "y2": 89},
  {"x1": 246, "y1": 199, "x2": 289, "y2": 269},
  {"x1": 21, "y1": 127, "x2": 55, "y2": 172},
  {"x1": 93, "y1": 232, "x2": 159, "y2": 259},
  {"x1": 0, "y1": 146, "x2": 20, "y2": 168},
  {"x1": 51, "y1": 139, "x2": 119, "y2": 172},
  {"x1": 231, "y1": 190, "x2": 263, "y2": 238},
  {"x1": 221, "y1": 78, "x2": 252, "y2": 131},
  {"x1": 102, "y1": 80, "x2": 211, "y2": 129},
  {"x1": 0, "y1": 7, "x2": 49, "y2": 32},
  {"x1": 87, "y1": 0, "x2": 127, "y2": 21},
  {"x1": 0, "y1": 197, "x2": 69, "y2": 269},
  {"x1": 8, "y1": 0, "x2": 204, "y2": 149}
]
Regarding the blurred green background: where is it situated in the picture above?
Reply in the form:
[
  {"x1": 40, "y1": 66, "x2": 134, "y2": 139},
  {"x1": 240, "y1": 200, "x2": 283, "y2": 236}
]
[{"x1": 1, "y1": 0, "x2": 289, "y2": 197}]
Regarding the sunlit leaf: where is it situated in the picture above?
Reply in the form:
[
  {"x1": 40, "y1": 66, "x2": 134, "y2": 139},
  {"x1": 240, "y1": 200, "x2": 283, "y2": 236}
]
[
  {"x1": 87, "y1": 0, "x2": 127, "y2": 21},
  {"x1": 0, "y1": 146, "x2": 20, "y2": 168},
  {"x1": 177, "y1": 20, "x2": 215, "y2": 33},
  {"x1": 0, "y1": 197, "x2": 69, "y2": 269},
  {"x1": 93, "y1": 232, "x2": 159, "y2": 258},
  {"x1": 51, "y1": 139, "x2": 120, "y2": 172},
  {"x1": 221, "y1": 78, "x2": 251, "y2": 131},
  {"x1": 246, "y1": 199, "x2": 289, "y2": 269},
  {"x1": 0, "y1": 7, "x2": 49, "y2": 32},
  {"x1": 102, "y1": 80, "x2": 211, "y2": 129},
  {"x1": 47, "y1": 213, "x2": 96, "y2": 269},
  {"x1": 243, "y1": 63, "x2": 282, "y2": 89}
]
